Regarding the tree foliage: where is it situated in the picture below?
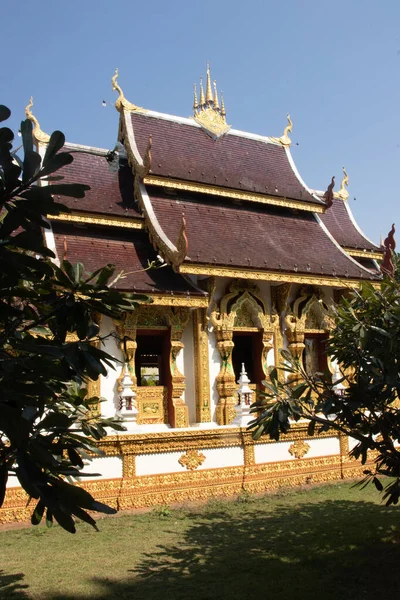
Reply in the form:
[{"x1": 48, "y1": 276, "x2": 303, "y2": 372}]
[
  {"x1": 250, "y1": 277, "x2": 400, "y2": 506},
  {"x1": 0, "y1": 105, "x2": 147, "y2": 532}
]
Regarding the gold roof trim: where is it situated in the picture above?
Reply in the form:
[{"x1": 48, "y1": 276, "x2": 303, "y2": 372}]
[
  {"x1": 25, "y1": 97, "x2": 50, "y2": 144},
  {"x1": 149, "y1": 294, "x2": 208, "y2": 307},
  {"x1": 334, "y1": 166, "x2": 349, "y2": 201},
  {"x1": 192, "y1": 63, "x2": 230, "y2": 139},
  {"x1": 112, "y1": 68, "x2": 145, "y2": 114},
  {"x1": 49, "y1": 212, "x2": 144, "y2": 229},
  {"x1": 343, "y1": 247, "x2": 383, "y2": 260},
  {"x1": 270, "y1": 114, "x2": 293, "y2": 147},
  {"x1": 143, "y1": 175, "x2": 325, "y2": 213},
  {"x1": 179, "y1": 263, "x2": 380, "y2": 288}
]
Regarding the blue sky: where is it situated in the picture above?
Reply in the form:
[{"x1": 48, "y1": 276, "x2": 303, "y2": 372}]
[{"x1": 1, "y1": 0, "x2": 399, "y2": 243}]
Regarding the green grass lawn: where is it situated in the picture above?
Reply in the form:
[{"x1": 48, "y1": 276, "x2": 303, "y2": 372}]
[{"x1": 0, "y1": 481, "x2": 399, "y2": 600}]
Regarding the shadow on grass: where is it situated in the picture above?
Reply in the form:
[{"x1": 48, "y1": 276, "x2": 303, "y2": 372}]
[
  {"x1": 0, "y1": 571, "x2": 29, "y2": 598},
  {"x1": 12, "y1": 498, "x2": 400, "y2": 600}
]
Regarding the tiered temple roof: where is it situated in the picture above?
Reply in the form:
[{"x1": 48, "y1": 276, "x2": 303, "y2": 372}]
[{"x1": 29, "y1": 66, "x2": 383, "y2": 290}]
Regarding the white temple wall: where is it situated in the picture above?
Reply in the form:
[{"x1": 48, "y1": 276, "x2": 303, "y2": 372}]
[
  {"x1": 100, "y1": 315, "x2": 122, "y2": 418},
  {"x1": 182, "y1": 313, "x2": 196, "y2": 424},
  {"x1": 136, "y1": 445, "x2": 244, "y2": 476},
  {"x1": 254, "y1": 436, "x2": 340, "y2": 464},
  {"x1": 208, "y1": 327, "x2": 221, "y2": 422},
  {"x1": 79, "y1": 456, "x2": 123, "y2": 480}
]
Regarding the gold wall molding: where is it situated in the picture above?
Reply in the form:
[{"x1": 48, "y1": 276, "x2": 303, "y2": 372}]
[
  {"x1": 0, "y1": 451, "x2": 370, "y2": 524},
  {"x1": 179, "y1": 264, "x2": 376, "y2": 288},
  {"x1": 50, "y1": 212, "x2": 144, "y2": 229},
  {"x1": 178, "y1": 449, "x2": 206, "y2": 470},
  {"x1": 193, "y1": 308, "x2": 212, "y2": 422},
  {"x1": 343, "y1": 247, "x2": 383, "y2": 260},
  {"x1": 143, "y1": 175, "x2": 325, "y2": 213},
  {"x1": 149, "y1": 295, "x2": 208, "y2": 308}
]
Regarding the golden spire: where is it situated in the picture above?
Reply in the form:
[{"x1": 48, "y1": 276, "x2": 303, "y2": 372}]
[
  {"x1": 192, "y1": 64, "x2": 230, "y2": 138},
  {"x1": 24, "y1": 97, "x2": 50, "y2": 144},
  {"x1": 205, "y1": 62, "x2": 213, "y2": 104},
  {"x1": 111, "y1": 68, "x2": 143, "y2": 113},
  {"x1": 334, "y1": 166, "x2": 349, "y2": 201},
  {"x1": 193, "y1": 83, "x2": 199, "y2": 112},
  {"x1": 213, "y1": 81, "x2": 220, "y2": 110},
  {"x1": 199, "y1": 76, "x2": 205, "y2": 106},
  {"x1": 270, "y1": 114, "x2": 293, "y2": 147},
  {"x1": 220, "y1": 93, "x2": 226, "y2": 119}
]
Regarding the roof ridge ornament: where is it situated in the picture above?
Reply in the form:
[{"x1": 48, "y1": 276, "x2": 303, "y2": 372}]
[
  {"x1": 25, "y1": 97, "x2": 50, "y2": 144},
  {"x1": 380, "y1": 223, "x2": 396, "y2": 277},
  {"x1": 192, "y1": 63, "x2": 230, "y2": 139},
  {"x1": 323, "y1": 176, "x2": 335, "y2": 209},
  {"x1": 270, "y1": 114, "x2": 293, "y2": 147},
  {"x1": 112, "y1": 68, "x2": 143, "y2": 113},
  {"x1": 334, "y1": 166, "x2": 349, "y2": 201}
]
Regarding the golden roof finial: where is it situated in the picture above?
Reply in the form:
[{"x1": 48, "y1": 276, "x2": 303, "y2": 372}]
[
  {"x1": 270, "y1": 113, "x2": 293, "y2": 147},
  {"x1": 192, "y1": 65, "x2": 230, "y2": 139},
  {"x1": 193, "y1": 83, "x2": 199, "y2": 113},
  {"x1": 213, "y1": 80, "x2": 220, "y2": 111},
  {"x1": 24, "y1": 97, "x2": 50, "y2": 144},
  {"x1": 220, "y1": 92, "x2": 226, "y2": 119},
  {"x1": 334, "y1": 166, "x2": 349, "y2": 201},
  {"x1": 111, "y1": 68, "x2": 143, "y2": 113},
  {"x1": 199, "y1": 76, "x2": 205, "y2": 106},
  {"x1": 205, "y1": 62, "x2": 213, "y2": 104}
]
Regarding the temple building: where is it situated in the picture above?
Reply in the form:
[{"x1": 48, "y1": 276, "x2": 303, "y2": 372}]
[{"x1": 1, "y1": 66, "x2": 388, "y2": 522}]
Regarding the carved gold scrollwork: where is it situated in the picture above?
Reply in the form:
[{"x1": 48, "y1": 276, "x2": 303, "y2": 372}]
[
  {"x1": 193, "y1": 309, "x2": 211, "y2": 423},
  {"x1": 209, "y1": 281, "x2": 279, "y2": 425}
]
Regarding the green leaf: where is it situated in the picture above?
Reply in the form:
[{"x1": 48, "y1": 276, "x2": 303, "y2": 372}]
[
  {"x1": 31, "y1": 500, "x2": 46, "y2": 525},
  {"x1": 43, "y1": 131, "x2": 65, "y2": 164},
  {"x1": 0, "y1": 105, "x2": 11, "y2": 122}
]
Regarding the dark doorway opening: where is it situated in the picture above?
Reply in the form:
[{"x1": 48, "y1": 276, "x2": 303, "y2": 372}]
[
  {"x1": 232, "y1": 332, "x2": 263, "y2": 385},
  {"x1": 135, "y1": 331, "x2": 170, "y2": 387}
]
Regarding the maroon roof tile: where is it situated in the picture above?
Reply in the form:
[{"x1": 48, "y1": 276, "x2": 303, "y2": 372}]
[
  {"x1": 55, "y1": 148, "x2": 141, "y2": 218},
  {"x1": 130, "y1": 113, "x2": 322, "y2": 206},
  {"x1": 320, "y1": 198, "x2": 380, "y2": 252},
  {"x1": 147, "y1": 188, "x2": 379, "y2": 281},
  {"x1": 51, "y1": 223, "x2": 206, "y2": 295}
]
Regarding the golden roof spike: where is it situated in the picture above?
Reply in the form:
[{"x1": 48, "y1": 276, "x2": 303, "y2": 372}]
[
  {"x1": 199, "y1": 76, "x2": 205, "y2": 107},
  {"x1": 193, "y1": 83, "x2": 199, "y2": 113},
  {"x1": 24, "y1": 97, "x2": 50, "y2": 144},
  {"x1": 213, "y1": 81, "x2": 220, "y2": 111},
  {"x1": 111, "y1": 68, "x2": 142, "y2": 113},
  {"x1": 220, "y1": 92, "x2": 226, "y2": 119},
  {"x1": 270, "y1": 113, "x2": 293, "y2": 147},
  {"x1": 205, "y1": 62, "x2": 213, "y2": 104},
  {"x1": 334, "y1": 166, "x2": 350, "y2": 201}
]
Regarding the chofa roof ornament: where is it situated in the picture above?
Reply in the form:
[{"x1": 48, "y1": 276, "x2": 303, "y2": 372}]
[
  {"x1": 112, "y1": 68, "x2": 144, "y2": 114},
  {"x1": 380, "y1": 224, "x2": 396, "y2": 277},
  {"x1": 24, "y1": 97, "x2": 50, "y2": 145},
  {"x1": 270, "y1": 114, "x2": 293, "y2": 147},
  {"x1": 334, "y1": 166, "x2": 349, "y2": 201},
  {"x1": 192, "y1": 63, "x2": 231, "y2": 139}
]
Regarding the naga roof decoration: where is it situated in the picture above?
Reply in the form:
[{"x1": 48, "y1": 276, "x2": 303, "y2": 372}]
[
  {"x1": 192, "y1": 63, "x2": 230, "y2": 139},
  {"x1": 112, "y1": 68, "x2": 145, "y2": 114},
  {"x1": 269, "y1": 114, "x2": 293, "y2": 147},
  {"x1": 334, "y1": 166, "x2": 349, "y2": 201},
  {"x1": 380, "y1": 224, "x2": 396, "y2": 277},
  {"x1": 25, "y1": 97, "x2": 50, "y2": 144}
]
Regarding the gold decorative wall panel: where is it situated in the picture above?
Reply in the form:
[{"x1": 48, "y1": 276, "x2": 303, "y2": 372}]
[
  {"x1": 193, "y1": 308, "x2": 211, "y2": 422},
  {"x1": 0, "y1": 424, "x2": 367, "y2": 524}
]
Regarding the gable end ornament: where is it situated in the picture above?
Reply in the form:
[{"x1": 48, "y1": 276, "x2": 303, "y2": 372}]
[
  {"x1": 333, "y1": 166, "x2": 349, "y2": 201},
  {"x1": 112, "y1": 68, "x2": 146, "y2": 114},
  {"x1": 25, "y1": 97, "x2": 50, "y2": 145},
  {"x1": 192, "y1": 63, "x2": 231, "y2": 139},
  {"x1": 269, "y1": 114, "x2": 292, "y2": 147}
]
